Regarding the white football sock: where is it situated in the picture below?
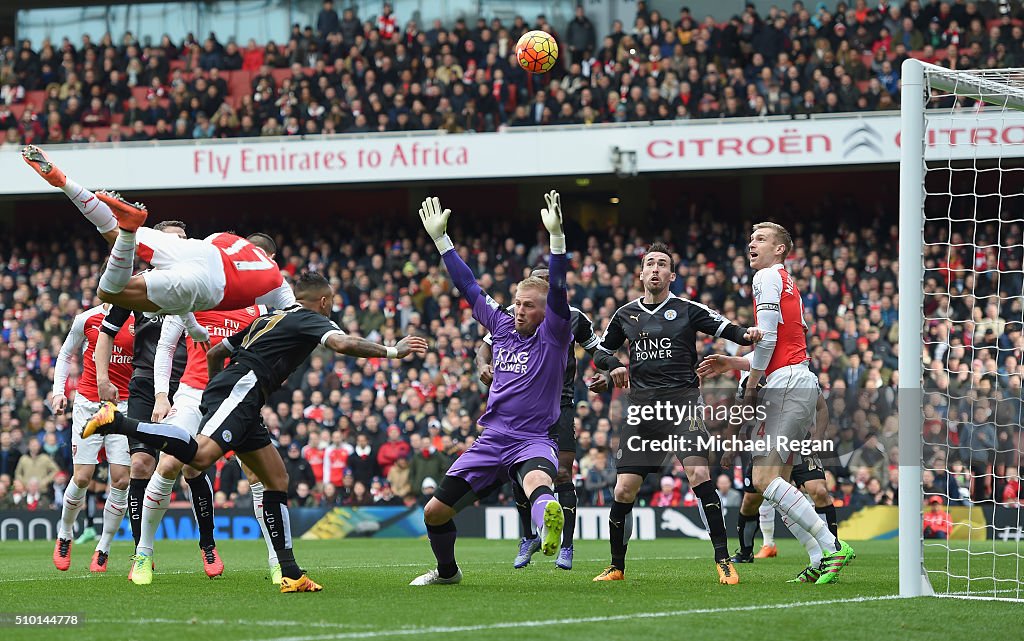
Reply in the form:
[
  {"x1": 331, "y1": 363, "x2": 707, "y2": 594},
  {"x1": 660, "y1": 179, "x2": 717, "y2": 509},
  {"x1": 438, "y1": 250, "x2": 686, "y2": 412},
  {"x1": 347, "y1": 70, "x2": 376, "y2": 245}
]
[
  {"x1": 251, "y1": 482, "x2": 278, "y2": 566},
  {"x1": 61, "y1": 179, "x2": 117, "y2": 233},
  {"x1": 763, "y1": 476, "x2": 838, "y2": 552},
  {"x1": 137, "y1": 473, "x2": 175, "y2": 557},
  {"x1": 96, "y1": 486, "x2": 128, "y2": 554},
  {"x1": 58, "y1": 481, "x2": 88, "y2": 540},
  {"x1": 99, "y1": 230, "x2": 136, "y2": 294},
  {"x1": 759, "y1": 501, "x2": 776, "y2": 547},
  {"x1": 782, "y1": 513, "x2": 823, "y2": 565}
]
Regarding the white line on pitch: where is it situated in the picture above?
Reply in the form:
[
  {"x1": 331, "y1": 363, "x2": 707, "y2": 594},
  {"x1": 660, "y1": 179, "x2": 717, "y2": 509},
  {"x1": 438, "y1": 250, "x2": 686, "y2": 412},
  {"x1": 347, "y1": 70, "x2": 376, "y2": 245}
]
[
  {"x1": 243, "y1": 595, "x2": 906, "y2": 641},
  {"x1": 87, "y1": 618, "x2": 376, "y2": 630}
]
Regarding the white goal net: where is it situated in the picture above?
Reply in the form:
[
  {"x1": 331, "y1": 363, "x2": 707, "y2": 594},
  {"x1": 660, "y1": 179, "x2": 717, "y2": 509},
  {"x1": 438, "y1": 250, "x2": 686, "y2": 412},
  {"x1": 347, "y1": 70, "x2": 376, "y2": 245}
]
[{"x1": 900, "y1": 60, "x2": 1024, "y2": 602}]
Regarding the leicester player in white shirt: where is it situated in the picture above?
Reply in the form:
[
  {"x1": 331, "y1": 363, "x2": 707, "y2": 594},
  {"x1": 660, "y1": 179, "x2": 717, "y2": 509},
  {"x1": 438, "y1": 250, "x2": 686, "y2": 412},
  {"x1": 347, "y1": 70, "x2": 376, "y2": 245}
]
[{"x1": 702, "y1": 222, "x2": 854, "y2": 585}]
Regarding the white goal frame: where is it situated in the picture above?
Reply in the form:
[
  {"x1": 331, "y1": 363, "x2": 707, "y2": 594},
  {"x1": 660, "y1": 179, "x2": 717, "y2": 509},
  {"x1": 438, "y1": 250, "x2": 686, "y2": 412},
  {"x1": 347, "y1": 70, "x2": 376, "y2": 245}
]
[{"x1": 898, "y1": 58, "x2": 1024, "y2": 598}]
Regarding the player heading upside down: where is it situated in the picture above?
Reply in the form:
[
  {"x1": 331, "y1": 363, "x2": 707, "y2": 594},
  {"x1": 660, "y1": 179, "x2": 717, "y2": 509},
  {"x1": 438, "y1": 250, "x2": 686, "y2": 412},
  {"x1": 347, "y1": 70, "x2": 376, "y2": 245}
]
[
  {"x1": 409, "y1": 191, "x2": 572, "y2": 586},
  {"x1": 22, "y1": 144, "x2": 294, "y2": 315},
  {"x1": 82, "y1": 272, "x2": 428, "y2": 593}
]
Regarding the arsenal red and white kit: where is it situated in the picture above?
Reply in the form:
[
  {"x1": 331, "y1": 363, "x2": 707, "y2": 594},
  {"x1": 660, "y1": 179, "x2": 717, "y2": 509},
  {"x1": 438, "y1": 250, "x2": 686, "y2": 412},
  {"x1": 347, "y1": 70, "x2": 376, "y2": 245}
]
[
  {"x1": 54, "y1": 305, "x2": 134, "y2": 466},
  {"x1": 750, "y1": 264, "x2": 819, "y2": 461},
  {"x1": 132, "y1": 227, "x2": 294, "y2": 315}
]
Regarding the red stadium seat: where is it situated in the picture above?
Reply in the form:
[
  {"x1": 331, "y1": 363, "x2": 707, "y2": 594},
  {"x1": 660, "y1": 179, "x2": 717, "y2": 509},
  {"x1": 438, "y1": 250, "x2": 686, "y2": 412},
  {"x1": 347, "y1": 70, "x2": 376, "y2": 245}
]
[
  {"x1": 110, "y1": 113, "x2": 124, "y2": 125},
  {"x1": 25, "y1": 90, "x2": 46, "y2": 107},
  {"x1": 270, "y1": 68, "x2": 291, "y2": 86},
  {"x1": 505, "y1": 83, "x2": 517, "y2": 111},
  {"x1": 228, "y1": 70, "x2": 253, "y2": 99},
  {"x1": 10, "y1": 103, "x2": 26, "y2": 120},
  {"x1": 169, "y1": 59, "x2": 186, "y2": 71},
  {"x1": 90, "y1": 126, "x2": 111, "y2": 141},
  {"x1": 987, "y1": 18, "x2": 1024, "y2": 30},
  {"x1": 130, "y1": 87, "x2": 149, "y2": 104}
]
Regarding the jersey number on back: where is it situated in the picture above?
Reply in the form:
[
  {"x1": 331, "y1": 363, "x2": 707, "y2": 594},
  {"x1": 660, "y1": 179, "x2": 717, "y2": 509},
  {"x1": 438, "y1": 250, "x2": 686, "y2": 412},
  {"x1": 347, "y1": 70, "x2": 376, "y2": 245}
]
[
  {"x1": 240, "y1": 311, "x2": 286, "y2": 349},
  {"x1": 223, "y1": 238, "x2": 277, "y2": 272}
]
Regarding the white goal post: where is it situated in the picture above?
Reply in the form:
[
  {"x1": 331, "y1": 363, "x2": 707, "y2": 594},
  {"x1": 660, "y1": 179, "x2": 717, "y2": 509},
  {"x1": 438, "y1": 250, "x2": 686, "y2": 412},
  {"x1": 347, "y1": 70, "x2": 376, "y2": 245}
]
[{"x1": 899, "y1": 58, "x2": 1024, "y2": 601}]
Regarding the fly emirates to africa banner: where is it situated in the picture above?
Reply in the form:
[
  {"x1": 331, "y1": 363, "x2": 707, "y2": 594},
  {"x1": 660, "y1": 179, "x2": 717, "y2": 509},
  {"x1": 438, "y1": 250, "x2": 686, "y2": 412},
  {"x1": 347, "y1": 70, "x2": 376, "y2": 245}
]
[{"x1": 2, "y1": 110, "x2": 1023, "y2": 194}]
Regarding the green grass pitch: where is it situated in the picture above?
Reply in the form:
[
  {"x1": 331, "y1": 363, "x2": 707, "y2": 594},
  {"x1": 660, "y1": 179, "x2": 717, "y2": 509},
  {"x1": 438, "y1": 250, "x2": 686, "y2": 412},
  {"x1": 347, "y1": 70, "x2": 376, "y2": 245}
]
[{"x1": 0, "y1": 539, "x2": 1018, "y2": 640}]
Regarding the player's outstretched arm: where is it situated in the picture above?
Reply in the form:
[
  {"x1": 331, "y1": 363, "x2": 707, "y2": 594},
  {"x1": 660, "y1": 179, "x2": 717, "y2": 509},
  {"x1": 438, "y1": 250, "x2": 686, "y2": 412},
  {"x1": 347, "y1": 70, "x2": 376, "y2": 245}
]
[
  {"x1": 420, "y1": 196, "x2": 508, "y2": 337},
  {"x1": 419, "y1": 196, "x2": 454, "y2": 254},
  {"x1": 689, "y1": 302, "x2": 762, "y2": 347},
  {"x1": 541, "y1": 190, "x2": 570, "y2": 323},
  {"x1": 419, "y1": 196, "x2": 477, "y2": 301},
  {"x1": 696, "y1": 353, "x2": 751, "y2": 379},
  {"x1": 324, "y1": 333, "x2": 428, "y2": 360}
]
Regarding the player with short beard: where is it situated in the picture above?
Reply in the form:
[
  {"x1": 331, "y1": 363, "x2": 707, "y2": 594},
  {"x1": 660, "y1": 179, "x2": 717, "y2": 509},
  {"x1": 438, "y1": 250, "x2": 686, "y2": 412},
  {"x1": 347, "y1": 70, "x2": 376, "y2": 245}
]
[{"x1": 590, "y1": 242, "x2": 761, "y2": 584}]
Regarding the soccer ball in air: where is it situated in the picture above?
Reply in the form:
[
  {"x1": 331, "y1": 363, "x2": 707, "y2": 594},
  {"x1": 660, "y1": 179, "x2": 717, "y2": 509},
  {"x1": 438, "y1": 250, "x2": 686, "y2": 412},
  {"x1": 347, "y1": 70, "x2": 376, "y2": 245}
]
[{"x1": 516, "y1": 30, "x2": 559, "y2": 74}]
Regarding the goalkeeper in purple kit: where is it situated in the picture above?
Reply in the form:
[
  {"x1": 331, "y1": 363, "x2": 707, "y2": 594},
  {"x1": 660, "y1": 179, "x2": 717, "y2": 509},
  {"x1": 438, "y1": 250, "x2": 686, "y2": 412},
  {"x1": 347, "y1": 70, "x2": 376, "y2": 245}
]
[{"x1": 410, "y1": 191, "x2": 572, "y2": 586}]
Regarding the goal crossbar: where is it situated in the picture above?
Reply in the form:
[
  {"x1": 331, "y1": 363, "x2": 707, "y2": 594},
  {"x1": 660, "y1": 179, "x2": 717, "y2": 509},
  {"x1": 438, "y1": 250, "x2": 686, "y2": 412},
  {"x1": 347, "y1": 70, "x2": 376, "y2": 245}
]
[{"x1": 916, "y1": 61, "x2": 1024, "y2": 112}]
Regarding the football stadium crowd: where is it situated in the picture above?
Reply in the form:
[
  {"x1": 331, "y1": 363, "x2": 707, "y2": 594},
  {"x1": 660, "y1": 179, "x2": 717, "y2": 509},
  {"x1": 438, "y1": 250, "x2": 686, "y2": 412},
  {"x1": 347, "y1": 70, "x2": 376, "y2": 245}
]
[
  {"x1": 4, "y1": 0, "x2": 1024, "y2": 145},
  {"x1": 0, "y1": 194, "x2": 1021, "y2": 516}
]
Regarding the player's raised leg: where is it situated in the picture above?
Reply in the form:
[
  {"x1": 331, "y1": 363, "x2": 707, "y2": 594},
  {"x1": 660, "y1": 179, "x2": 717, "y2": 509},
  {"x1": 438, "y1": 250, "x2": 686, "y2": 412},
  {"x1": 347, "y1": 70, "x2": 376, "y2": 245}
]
[
  {"x1": 22, "y1": 145, "x2": 119, "y2": 244},
  {"x1": 520, "y1": 460, "x2": 563, "y2": 557},
  {"x1": 85, "y1": 404, "x2": 321, "y2": 592},
  {"x1": 90, "y1": 192, "x2": 160, "y2": 312}
]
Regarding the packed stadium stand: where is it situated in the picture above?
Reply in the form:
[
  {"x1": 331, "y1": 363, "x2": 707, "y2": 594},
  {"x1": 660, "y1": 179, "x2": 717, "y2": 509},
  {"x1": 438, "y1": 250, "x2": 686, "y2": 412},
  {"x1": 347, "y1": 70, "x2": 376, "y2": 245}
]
[
  {"x1": 0, "y1": 1, "x2": 1021, "y2": 522},
  {"x1": 0, "y1": 181, "x2": 1018, "y2": 514},
  {"x1": 4, "y1": 0, "x2": 1024, "y2": 145}
]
